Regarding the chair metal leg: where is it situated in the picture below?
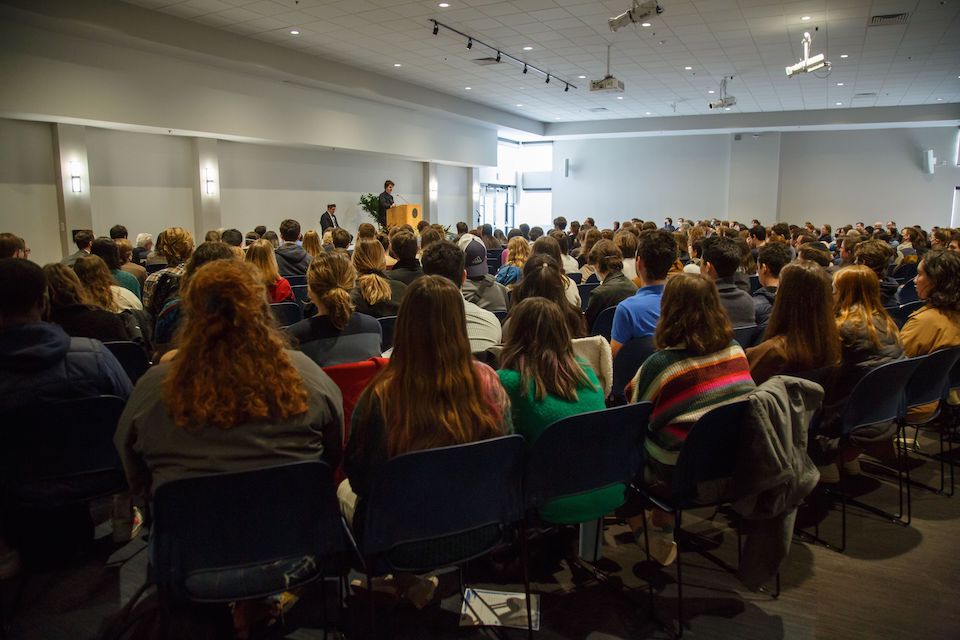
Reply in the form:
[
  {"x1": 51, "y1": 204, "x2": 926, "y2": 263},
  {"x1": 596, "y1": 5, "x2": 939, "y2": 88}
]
[
  {"x1": 674, "y1": 510, "x2": 684, "y2": 639},
  {"x1": 519, "y1": 524, "x2": 533, "y2": 640},
  {"x1": 366, "y1": 569, "x2": 375, "y2": 640},
  {"x1": 641, "y1": 517, "x2": 655, "y2": 614},
  {"x1": 320, "y1": 575, "x2": 328, "y2": 640}
]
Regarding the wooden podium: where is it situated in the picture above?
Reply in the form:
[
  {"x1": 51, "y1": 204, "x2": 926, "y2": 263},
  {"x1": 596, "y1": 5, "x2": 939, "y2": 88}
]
[{"x1": 386, "y1": 204, "x2": 424, "y2": 228}]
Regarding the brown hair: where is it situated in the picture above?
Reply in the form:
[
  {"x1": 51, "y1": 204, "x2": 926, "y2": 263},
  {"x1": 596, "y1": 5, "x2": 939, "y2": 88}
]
[
  {"x1": 43, "y1": 263, "x2": 95, "y2": 310},
  {"x1": 116, "y1": 238, "x2": 134, "y2": 264},
  {"x1": 164, "y1": 260, "x2": 309, "y2": 430},
  {"x1": 854, "y1": 239, "x2": 894, "y2": 280},
  {"x1": 72, "y1": 255, "x2": 118, "y2": 312},
  {"x1": 352, "y1": 238, "x2": 391, "y2": 306},
  {"x1": 614, "y1": 229, "x2": 638, "y2": 259},
  {"x1": 833, "y1": 265, "x2": 900, "y2": 349},
  {"x1": 155, "y1": 227, "x2": 194, "y2": 265},
  {"x1": 589, "y1": 239, "x2": 623, "y2": 275},
  {"x1": 302, "y1": 230, "x2": 322, "y2": 258},
  {"x1": 581, "y1": 228, "x2": 601, "y2": 258},
  {"x1": 204, "y1": 229, "x2": 221, "y2": 243},
  {"x1": 506, "y1": 236, "x2": 531, "y2": 268},
  {"x1": 357, "y1": 223, "x2": 377, "y2": 239},
  {"x1": 500, "y1": 297, "x2": 595, "y2": 401},
  {"x1": 307, "y1": 251, "x2": 356, "y2": 330},
  {"x1": 764, "y1": 261, "x2": 840, "y2": 371},
  {"x1": 419, "y1": 227, "x2": 442, "y2": 252},
  {"x1": 364, "y1": 276, "x2": 503, "y2": 456},
  {"x1": 244, "y1": 239, "x2": 282, "y2": 287},
  {"x1": 511, "y1": 255, "x2": 586, "y2": 337},
  {"x1": 532, "y1": 235, "x2": 562, "y2": 263},
  {"x1": 655, "y1": 273, "x2": 733, "y2": 355}
]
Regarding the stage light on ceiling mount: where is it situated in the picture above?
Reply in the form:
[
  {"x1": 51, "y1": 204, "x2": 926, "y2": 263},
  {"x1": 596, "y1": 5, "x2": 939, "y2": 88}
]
[
  {"x1": 545, "y1": 75, "x2": 550, "y2": 84},
  {"x1": 467, "y1": 38, "x2": 473, "y2": 49},
  {"x1": 523, "y1": 64, "x2": 528, "y2": 74},
  {"x1": 432, "y1": 23, "x2": 439, "y2": 35},
  {"x1": 495, "y1": 51, "x2": 501, "y2": 62},
  {"x1": 564, "y1": 83, "x2": 569, "y2": 92}
]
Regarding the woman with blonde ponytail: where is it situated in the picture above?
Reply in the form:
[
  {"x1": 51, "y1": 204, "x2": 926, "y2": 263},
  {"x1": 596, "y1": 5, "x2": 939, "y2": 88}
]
[
  {"x1": 286, "y1": 251, "x2": 384, "y2": 366},
  {"x1": 350, "y1": 238, "x2": 406, "y2": 318}
]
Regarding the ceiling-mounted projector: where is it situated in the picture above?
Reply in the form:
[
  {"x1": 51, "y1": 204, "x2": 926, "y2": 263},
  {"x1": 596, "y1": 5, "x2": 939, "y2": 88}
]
[
  {"x1": 608, "y1": 0, "x2": 663, "y2": 32},
  {"x1": 591, "y1": 43, "x2": 625, "y2": 93},
  {"x1": 709, "y1": 96, "x2": 736, "y2": 109},
  {"x1": 786, "y1": 31, "x2": 830, "y2": 77}
]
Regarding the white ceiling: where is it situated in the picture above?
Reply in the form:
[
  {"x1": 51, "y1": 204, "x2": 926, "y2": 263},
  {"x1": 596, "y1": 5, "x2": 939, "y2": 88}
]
[{"x1": 123, "y1": 0, "x2": 960, "y2": 123}]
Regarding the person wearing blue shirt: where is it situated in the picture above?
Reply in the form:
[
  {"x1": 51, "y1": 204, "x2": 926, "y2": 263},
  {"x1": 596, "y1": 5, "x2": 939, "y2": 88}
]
[{"x1": 610, "y1": 229, "x2": 677, "y2": 359}]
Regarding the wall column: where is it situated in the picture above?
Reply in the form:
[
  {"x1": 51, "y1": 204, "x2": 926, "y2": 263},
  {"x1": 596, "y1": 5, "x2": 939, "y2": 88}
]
[
  {"x1": 52, "y1": 123, "x2": 92, "y2": 257},
  {"x1": 423, "y1": 161, "x2": 438, "y2": 224},
  {"x1": 192, "y1": 137, "x2": 221, "y2": 238},
  {"x1": 467, "y1": 167, "x2": 481, "y2": 228}
]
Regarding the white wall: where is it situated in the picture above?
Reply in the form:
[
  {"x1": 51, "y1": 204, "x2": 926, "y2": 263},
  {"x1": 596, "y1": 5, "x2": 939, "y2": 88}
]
[
  {"x1": 728, "y1": 133, "x2": 781, "y2": 224},
  {"x1": 436, "y1": 164, "x2": 470, "y2": 229},
  {"x1": 218, "y1": 143, "x2": 424, "y2": 236},
  {"x1": 0, "y1": 119, "x2": 60, "y2": 265},
  {"x1": 551, "y1": 136, "x2": 732, "y2": 226},
  {"x1": 778, "y1": 128, "x2": 960, "y2": 229},
  {"x1": 86, "y1": 128, "x2": 195, "y2": 243}
]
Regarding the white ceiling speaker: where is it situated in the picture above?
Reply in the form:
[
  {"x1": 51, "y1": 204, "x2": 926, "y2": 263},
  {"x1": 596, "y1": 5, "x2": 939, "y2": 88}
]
[{"x1": 923, "y1": 149, "x2": 936, "y2": 174}]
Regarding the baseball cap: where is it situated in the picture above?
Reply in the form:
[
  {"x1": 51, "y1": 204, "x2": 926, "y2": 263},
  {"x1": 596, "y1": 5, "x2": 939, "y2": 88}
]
[{"x1": 463, "y1": 237, "x2": 488, "y2": 278}]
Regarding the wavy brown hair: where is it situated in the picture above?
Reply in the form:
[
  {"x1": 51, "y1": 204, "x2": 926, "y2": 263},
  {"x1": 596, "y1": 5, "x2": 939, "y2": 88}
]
[
  {"x1": 656, "y1": 273, "x2": 733, "y2": 355},
  {"x1": 500, "y1": 297, "x2": 594, "y2": 401},
  {"x1": 163, "y1": 260, "x2": 309, "y2": 430},
  {"x1": 833, "y1": 265, "x2": 900, "y2": 348},
  {"x1": 73, "y1": 255, "x2": 118, "y2": 312},
  {"x1": 920, "y1": 250, "x2": 960, "y2": 313},
  {"x1": 307, "y1": 251, "x2": 356, "y2": 330},
  {"x1": 156, "y1": 227, "x2": 194, "y2": 265},
  {"x1": 43, "y1": 263, "x2": 95, "y2": 311},
  {"x1": 364, "y1": 275, "x2": 503, "y2": 457},
  {"x1": 352, "y1": 239, "x2": 392, "y2": 306},
  {"x1": 764, "y1": 261, "x2": 840, "y2": 371}
]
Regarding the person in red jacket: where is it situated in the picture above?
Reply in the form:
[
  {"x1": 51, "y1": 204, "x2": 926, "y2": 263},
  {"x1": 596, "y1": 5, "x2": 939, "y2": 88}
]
[{"x1": 245, "y1": 239, "x2": 294, "y2": 304}]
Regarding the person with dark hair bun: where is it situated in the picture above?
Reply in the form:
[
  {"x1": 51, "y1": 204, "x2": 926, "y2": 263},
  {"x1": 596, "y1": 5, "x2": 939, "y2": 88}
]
[{"x1": 583, "y1": 239, "x2": 636, "y2": 329}]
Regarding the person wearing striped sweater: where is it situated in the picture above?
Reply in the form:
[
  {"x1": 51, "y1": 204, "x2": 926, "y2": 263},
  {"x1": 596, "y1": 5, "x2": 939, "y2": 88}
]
[{"x1": 625, "y1": 273, "x2": 757, "y2": 565}]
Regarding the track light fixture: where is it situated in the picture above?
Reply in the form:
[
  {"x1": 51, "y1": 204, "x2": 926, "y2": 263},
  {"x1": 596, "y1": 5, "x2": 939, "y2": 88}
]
[{"x1": 428, "y1": 19, "x2": 577, "y2": 92}]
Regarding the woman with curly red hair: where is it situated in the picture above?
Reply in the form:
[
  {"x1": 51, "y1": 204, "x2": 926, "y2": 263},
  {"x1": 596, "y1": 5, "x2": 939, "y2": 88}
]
[{"x1": 114, "y1": 259, "x2": 344, "y2": 498}]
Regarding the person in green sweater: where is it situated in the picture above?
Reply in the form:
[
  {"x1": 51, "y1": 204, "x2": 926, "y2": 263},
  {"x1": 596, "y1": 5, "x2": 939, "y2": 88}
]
[{"x1": 497, "y1": 296, "x2": 618, "y2": 524}]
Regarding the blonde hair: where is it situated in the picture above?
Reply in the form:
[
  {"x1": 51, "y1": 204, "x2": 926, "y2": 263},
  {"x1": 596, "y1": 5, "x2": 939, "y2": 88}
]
[
  {"x1": 322, "y1": 230, "x2": 333, "y2": 245},
  {"x1": 302, "y1": 230, "x2": 322, "y2": 258},
  {"x1": 244, "y1": 239, "x2": 281, "y2": 286},
  {"x1": 352, "y1": 238, "x2": 391, "y2": 305},
  {"x1": 506, "y1": 236, "x2": 531, "y2": 268},
  {"x1": 156, "y1": 227, "x2": 194, "y2": 264},
  {"x1": 307, "y1": 251, "x2": 356, "y2": 330}
]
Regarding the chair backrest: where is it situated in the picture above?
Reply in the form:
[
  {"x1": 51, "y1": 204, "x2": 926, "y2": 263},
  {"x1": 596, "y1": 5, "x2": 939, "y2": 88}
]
[
  {"x1": 841, "y1": 357, "x2": 923, "y2": 434},
  {"x1": 568, "y1": 272, "x2": 582, "y2": 284},
  {"x1": 524, "y1": 403, "x2": 651, "y2": 515},
  {"x1": 145, "y1": 263, "x2": 166, "y2": 274},
  {"x1": 286, "y1": 274, "x2": 307, "y2": 286},
  {"x1": 361, "y1": 435, "x2": 525, "y2": 571},
  {"x1": 896, "y1": 278, "x2": 918, "y2": 305},
  {"x1": 748, "y1": 274, "x2": 761, "y2": 294},
  {"x1": 578, "y1": 283, "x2": 599, "y2": 311},
  {"x1": 270, "y1": 302, "x2": 302, "y2": 327},
  {"x1": 890, "y1": 301, "x2": 924, "y2": 328},
  {"x1": 103, "y1": 341, "x2": 151, "y2": 385},
  {"x1": 672, "y1": 400, "x2": 751, "y2": 504},
  {"x1": 590, "y1": 306, "x2": 618, "y2": 341},
  {"x1": 291, "y1": 284, "x2": 310, "y2": 305},
  {"x1": 905, "y1": 347, "x2": 960, "y2": 412},
  {"x1": 3, "y1": 395, "x2": 127, "y2": 503},
  {"x1": 892, "y1": 262, "x2": 918, "y2": 283},
  {"x1": 733, "y1": 325, "x2": 760, "y2": 349},
  {"x1": 487, "y1": 257, "x2": 499, "y2": 275},
  {"x1": 152, "y1": 461, "x2": 343, "y2": 602},
  {"x1": 377, "y1": 315, "x2": 397, "y2": 352},
  {"x1": 493, "y1": 310, "x2": 507, "y2": 325},
  {"x1": 585, "y1": 273, "x2": 599, "y2": 284},
  {"x1": 611, "y1": 336, "x2": 656, "y2": 402}
]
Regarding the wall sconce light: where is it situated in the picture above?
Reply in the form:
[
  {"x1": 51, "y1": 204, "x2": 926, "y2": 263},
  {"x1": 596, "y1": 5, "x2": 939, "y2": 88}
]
[
  {"x1": 204, "y1": 167, "x2": 216, "y2": 195},
  {"x1": 70, "y1": 162, "x2": 82, "y2": 193}
]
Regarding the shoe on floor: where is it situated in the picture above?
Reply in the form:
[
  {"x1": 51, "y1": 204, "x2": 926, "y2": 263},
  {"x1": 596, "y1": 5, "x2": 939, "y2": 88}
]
[
  {"x1": 398, "y1": 574, "x2": 439, "y2": 609},
  {"x1": 818, "y1": 464, "x2": 840, "y2": 484},
  {"x1": 646, "y1": 530, "x2": 678, "y2": 567},
  {"x1": 112, "y1": 506, "x2": 144, "y2": 543},
  {"x1": 843, "y1": 458, "x2": 861, "y2": 476},
  {"x1": 0, "y1": 548, "x2": 22, "y2": 580}
]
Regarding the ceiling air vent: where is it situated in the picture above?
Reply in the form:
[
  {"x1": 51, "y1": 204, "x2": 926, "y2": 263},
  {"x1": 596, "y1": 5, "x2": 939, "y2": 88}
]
[
  {"x1": 869, "y1": 12, "x2": 909, "y2": 26},
  {"x1": 587, "y1": 107, "x2": 609, "y2": 112},
  {"x1": 853, "y1": 92, "x2": 878, "y2": 99},
  {"x1": 471, "y1": 57, "x2": 501, "y2": 66}
]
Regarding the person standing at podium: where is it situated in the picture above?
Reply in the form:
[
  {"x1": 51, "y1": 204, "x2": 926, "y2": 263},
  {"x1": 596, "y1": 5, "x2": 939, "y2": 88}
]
[{"x1": 377, "y1": 180, "x2": 395, "y2": 228}]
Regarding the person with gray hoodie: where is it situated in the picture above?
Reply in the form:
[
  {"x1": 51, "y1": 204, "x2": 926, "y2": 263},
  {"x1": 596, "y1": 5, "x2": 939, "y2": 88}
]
[{"x1": 275, "y1": 219, "x2": 312, "y2": 276}]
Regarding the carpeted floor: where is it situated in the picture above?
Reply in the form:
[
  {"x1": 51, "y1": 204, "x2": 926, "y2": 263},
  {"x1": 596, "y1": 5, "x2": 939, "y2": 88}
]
[{"x1": 3, "y1": 431, "x2": 959, "y2": 639}]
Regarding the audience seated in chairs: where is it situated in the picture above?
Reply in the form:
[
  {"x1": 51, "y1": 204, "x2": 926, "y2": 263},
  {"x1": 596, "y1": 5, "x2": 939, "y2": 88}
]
[
  {"x1": 498, "y1": 297, "x2": 614, "y2": 522},
  {"x1": 43, "y1": 263, "x2": 130, "y2": 344},
  {"x1": 900, "y1": 249, "x2": 960, "y2": 422},
  {"x1": 74, "y1": 255, "x2": 143, "y2": 313},
  {"x1": 507, "y1": 254, "x2": 586, "y2": 339},
  {"x1": 747, "y1": 261, "x2": 840, "y2": 385},
  {"x1": 532, "y1": 235, "x2": 582, "y2": 309},
  {"x1": 339, "y1": 275, "x2": 511, "y2": 601},
  {"x1": 274, "y1": 218, "x2": 312, "y2": 277},
  {"x1": 0, "y1": 258, "x2": 135, "y2": 575},
  {"x1": 701, "y1": 235, "x2": 757, "y2": 328},
  {"x1": 116, "y1": 238, "x2": 147, "y2": 289},
  {"x1": 385, "y1": 231, "x2": 424, "y2": 286},
  {"x1": 623, "y1": 273, "x2": 756, "y2": 565},
  {"x1": 854, "y1": 239, "x2": 900, "y2": 307},
  {"x1": 351, "y1": 238, "x2": 406, "y2": 318},
  {"x1": 496, "y1": 235, "x2": 530, "y2": 289},
  {"x1": 245, "y1": 238, "x2": 295, "y2": 304},
  {"x1": 142, "y1": 227, "x2": 194, "y2": 317},
  {"x1": 285, "y1": 251, "x2": 382, "y2": 367},
  {"x1": 460, "y1": 236, "x2": 510, "y2": 312},
  {"x1": 91, "y1": 236, "x2": 141, "y2": 299},
  {"x1": 582, "y1": 239, "x2": 637, "y2": 330},
  {"x1": 610, "y1": 229, "x2": 675, "y2": 359},
  {"x1": 752, "y1": 242, "x2": 791, "y2": 328}
]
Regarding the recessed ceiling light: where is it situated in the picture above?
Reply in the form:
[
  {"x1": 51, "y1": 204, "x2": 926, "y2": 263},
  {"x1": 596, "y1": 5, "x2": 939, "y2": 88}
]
[
  {"x1": 837, "y1": 82, "x2": 844, "y2": 86},
  {"x1": 555, "y1": 116, "x2": 562, "y2": 120},
  {"x1": 393, "y1": 63, "x2": 402, "y2": 67},
  {"x1": 840, "y1": 54, "x2": 849, "y2": 58},
  {"x1": 835, "y1": 101, "x2": 842, "y2": 105},
  {"x1": 289, "y1": 29, "x2": 300, "y2": 35},
  {"x1": 516, "y1": 103, "x2": 523, "y2": 107},
  {"x1": 641, "y1": 22, "x2": 651, "y2": 27},
  {"x1": 801, "y1": 16, "x2": 811, "y2": 21},
  {"x1": 645, "y1": 111, "x2": 651, "y2": 115},
  {"x1": 578, "y1": 75, "x2": 586, "y2": 79},
  {"x1": 464, "y1": 86, "x2": 471, "y2": 90},
  {"x1": 438, "y1": 2, "x2": 450, "y2": 7},
  {"x1": 725, "y1": 107, "x2": 731, "y2": 110},
  {"x1": 937, "y1": 97, "x2": 943, "y2": 101},
  {"x1": 617, "y1": 96, "x2": 623, "y2": 99},
  {"x1": 708, "y1": 90, "x2": 715, "y2": 94},
  {"x1": 522, "y1": 46, "x2": 533, "y2": 51},
  {"x1": 684, "y1": 66, "x2": 693, "y2": 70}
]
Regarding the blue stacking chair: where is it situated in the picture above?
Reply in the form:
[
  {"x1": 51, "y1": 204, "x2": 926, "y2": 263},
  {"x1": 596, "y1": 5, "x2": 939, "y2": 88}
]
[
  {"x1": 568, "y1": 272, "x2": 582, "y2": 284},
  {"x1": 291, "y1": 284, "x2": 310, "y2": 306},
  {"x1": 896, "y1": 278, "x2": 918, "y2": 305},
  {"x1": 892, "y1": 262, "x2": 918, "y2": 283},
  {"x1": 103, "y1": 341, "x2": 151, "y2": 385},
  {"x1": 578, "y1": 283, "x2": 599, "y2": 312},
  {"x1": 733, "y1": 325, "x2": 760, "y2": 349},
  {"x1": 610, "y1": 336, "x2": 656, "y2": 404},
  {"x1": 748, "y1": 274, "x2": 761, "y2": 294},
  {"x1": 377, "y1": 315, "x2": 397, "y2": 352},
  {"x1": 349, "y1": 436, "x2": 528, "y2": 637},
  {"x1": 493, "y1": 310, "x2": 508, "y2": 325},
  {"x1": 590, "y1": 306, "x2": 618, "y2": 341},
  {"x1": 150, "y1": 462, "x2": 345, "y2": 637},
  {"x1": 286, "y1": 274, "x2": 307, "y2": 286},
  {"x1": 890, "y1": 300, "x2": 923, "y2": 328},
  {"x1": 270, "y1": 302, "x2": 302, "y2": 327},
  {"x1": 145, "y1": 263, "x2": 166, "y2": 274},
  {"x1": 584, "y1": 273, "x2": 599, "y2": 284}
]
